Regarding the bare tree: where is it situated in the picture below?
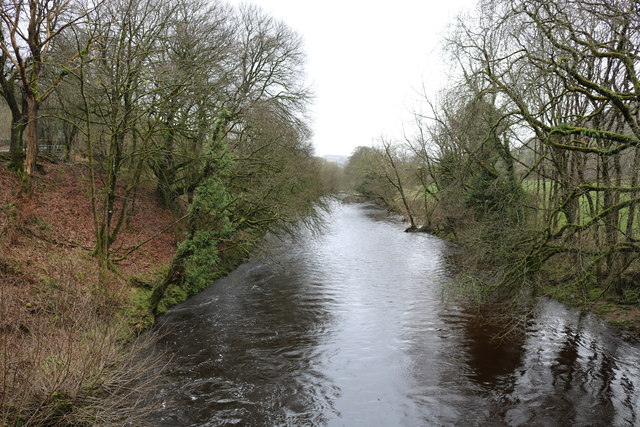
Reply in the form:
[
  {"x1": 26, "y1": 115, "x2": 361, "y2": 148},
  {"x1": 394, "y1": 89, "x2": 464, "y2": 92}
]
[
  {"x1": 72, "y1": 0, "x2": 174, "y2": 272},
  {"x1": 0, "y1": 27, "x2": 26, "y2": 170},
  {"x1": 380, "y1": 138, "x2": 418, "y2": 230},
  {"x1": 0, "y1": 0, "x2": 88, "y2": 184},
  {"x1": 447, "y1": 0, "x2": 640, "y2": 293},
  {"x1": 147, "y1": 0, "x2": 234, "y2": 210}
]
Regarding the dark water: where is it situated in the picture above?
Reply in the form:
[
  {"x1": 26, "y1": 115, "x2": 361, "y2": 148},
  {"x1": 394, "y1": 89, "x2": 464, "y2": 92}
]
[{"x1": 149, "y1": 202, "x2": 640, "y2": 426}]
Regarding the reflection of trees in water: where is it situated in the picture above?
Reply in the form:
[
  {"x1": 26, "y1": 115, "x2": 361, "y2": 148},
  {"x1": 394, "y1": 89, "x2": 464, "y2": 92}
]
[
  {"x1": 502, "y1": 303, "x2": 638, "y2": 426},
  {"x1": 439, "y1": 300, "x2": 639, "y2": 425},
  {"x1": 544, "y1": 317, "x2": 622, "y2": 425},
  {"x1": 459, "y1": 306, "x2": 527, "y2": 388},
  {"x1": 550, "y1": 325, "x2": 585, "y2": 394}
]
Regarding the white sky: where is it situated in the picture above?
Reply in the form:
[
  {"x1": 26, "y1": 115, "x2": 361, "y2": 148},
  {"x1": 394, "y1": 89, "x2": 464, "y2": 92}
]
[{"x1": 226, "y1": 0, "x2": 477, "y2": 157}]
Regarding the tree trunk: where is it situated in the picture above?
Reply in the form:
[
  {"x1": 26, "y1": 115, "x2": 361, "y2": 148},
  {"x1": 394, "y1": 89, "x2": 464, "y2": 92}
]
[
  {"x1": 1, "y1": 78, "x2": 26, "y2": 171},
  {"x1": 150, "y1": 255, "x2": 184, "y2": 314},
  {"x1": 155, "y1": 130, "x2": 177, "y2": 209},
  {"x1": 9, "y1": 115, "x2": 25, "y2": 171},
  {"x1": 24, "y1": 94, "x2": 39, "y2": 177}
]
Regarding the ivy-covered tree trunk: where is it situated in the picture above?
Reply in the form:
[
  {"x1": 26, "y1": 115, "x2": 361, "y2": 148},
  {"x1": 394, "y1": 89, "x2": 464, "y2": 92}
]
[
  {"x1": 150, "y1": 252, "x2": 185, "y2": 313},
  {"x1": 153, "y1": 116, "x2": 235, "y2": 312}
]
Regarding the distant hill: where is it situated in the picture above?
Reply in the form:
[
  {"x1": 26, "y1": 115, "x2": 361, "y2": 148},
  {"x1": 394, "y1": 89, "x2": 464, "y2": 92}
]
[{"x1": 321, "y1": 154, "x2": 348, "y2": 166}]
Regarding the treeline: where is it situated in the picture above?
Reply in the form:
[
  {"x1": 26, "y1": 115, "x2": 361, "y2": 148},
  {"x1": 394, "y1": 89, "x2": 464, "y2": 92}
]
[
  {"x1": 346, "y1": 0, "x2": 640, "y2": 303},
  {"x1": 1, "y1": 0, "x2": 340, "y2": 307}
]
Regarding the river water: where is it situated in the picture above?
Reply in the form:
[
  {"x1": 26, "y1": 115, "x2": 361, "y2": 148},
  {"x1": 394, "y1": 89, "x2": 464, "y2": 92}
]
[{"x1": 148, "y1": 201, "x2": 640, "y2": 426}]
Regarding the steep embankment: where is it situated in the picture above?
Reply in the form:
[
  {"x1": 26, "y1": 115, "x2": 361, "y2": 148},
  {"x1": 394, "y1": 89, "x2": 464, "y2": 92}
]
[{"x1": 0, "y1": 159, "x2": 177, "y2": 424}]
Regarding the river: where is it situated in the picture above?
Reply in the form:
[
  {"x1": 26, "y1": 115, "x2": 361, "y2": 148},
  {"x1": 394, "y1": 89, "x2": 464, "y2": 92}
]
[{"x1": 148, "y1": 201, "x2": 640, "y2": 426}]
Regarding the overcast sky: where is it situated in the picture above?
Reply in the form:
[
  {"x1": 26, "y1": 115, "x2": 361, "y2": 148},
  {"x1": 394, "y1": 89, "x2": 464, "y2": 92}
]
[{"x1": 226, "y1": 0, "x2": 477, "y2": 157}]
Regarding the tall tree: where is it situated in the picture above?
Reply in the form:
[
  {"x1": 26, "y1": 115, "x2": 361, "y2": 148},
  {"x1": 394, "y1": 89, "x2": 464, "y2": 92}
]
[
  {"x1": 0, "y1": 26, "x2": 26, "y2": 171},
  {"x1": 77, "y1": 0, "x2": 173, "y2": 271},
  {"x1": 0, "y1": 0, "x2": 85, "y2": 183},
  {"x1": 448, "y1": 0, "x2": 640, "y2": 293},
  {"x1": 151, "y1": 3, "x2": 317, "y2": 310},
  {"x1": 147, "y1": 0, "x2": 234, "y2": 210}
]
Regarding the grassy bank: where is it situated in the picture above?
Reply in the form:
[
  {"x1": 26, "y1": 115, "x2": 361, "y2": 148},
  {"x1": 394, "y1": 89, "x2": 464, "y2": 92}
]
[{"x1": 0, "y1": 158, "x2": 185, "y2": 424}]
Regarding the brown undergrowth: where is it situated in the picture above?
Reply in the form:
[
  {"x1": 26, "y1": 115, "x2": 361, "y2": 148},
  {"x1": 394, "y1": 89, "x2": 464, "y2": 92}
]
[{"x1": 0, "y1": 158, "x2": 177, "y2": 425}]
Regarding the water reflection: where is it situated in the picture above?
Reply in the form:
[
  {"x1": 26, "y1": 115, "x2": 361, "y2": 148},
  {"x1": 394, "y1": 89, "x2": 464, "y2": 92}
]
[
  {"x1": 148, "y1": 201, "x2": 640, "y2": 426},
  {"x1": 150, "y1": 256, "x2": 338, "y2": 425},
  {"x1": 460, "y1": 308, "x2": 526, "y2": 388},
  {"x1": 498, "y1": 300, "x2": 640, "y2": 426}
]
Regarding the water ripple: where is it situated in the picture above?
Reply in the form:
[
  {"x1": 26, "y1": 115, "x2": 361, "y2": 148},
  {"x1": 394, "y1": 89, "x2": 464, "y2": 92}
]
[{"x1": 147, "y1": 202, "x2": 640, "y2": 426}]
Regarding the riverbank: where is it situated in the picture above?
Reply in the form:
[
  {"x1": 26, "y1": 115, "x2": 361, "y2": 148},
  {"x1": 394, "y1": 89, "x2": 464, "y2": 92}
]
[
  {"x1": 0, "y1": 149, "x2": 323, "y2": 423},
  {"x1": 540, "y1": 277, "x2": 640, "y2": 334},
  {"x1": 0, "y1": 158, "x2": 179, "y2": 424},
  {"x1": 349, "y1": 191, "x2": 640, "y2": 335},
  {"x1": 456, "y1": 238, "x2": 640, "y2": 335}
]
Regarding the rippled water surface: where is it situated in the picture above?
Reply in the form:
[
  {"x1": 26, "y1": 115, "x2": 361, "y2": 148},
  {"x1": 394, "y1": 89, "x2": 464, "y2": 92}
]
[{"x1": 149, "y1": 202, "x2": 640, "y2": 426}]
